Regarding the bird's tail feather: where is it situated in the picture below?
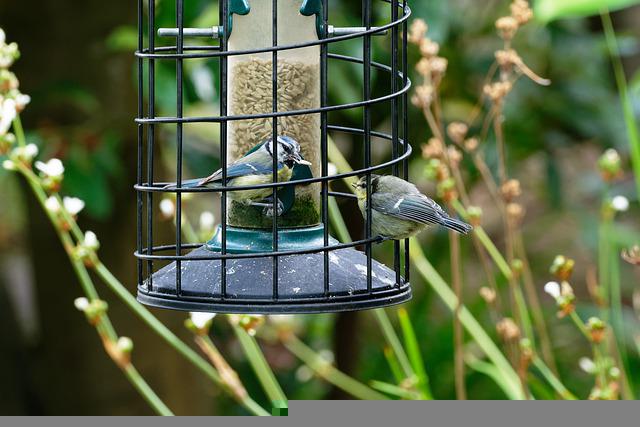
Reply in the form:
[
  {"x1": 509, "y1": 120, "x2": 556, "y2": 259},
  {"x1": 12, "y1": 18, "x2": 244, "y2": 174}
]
[
  {"x1": 441, "y1": 217, "x2": 473, "y2": 234},
  {"x1": 163, "y1": 178, "x2": 214, "y2": 190}
]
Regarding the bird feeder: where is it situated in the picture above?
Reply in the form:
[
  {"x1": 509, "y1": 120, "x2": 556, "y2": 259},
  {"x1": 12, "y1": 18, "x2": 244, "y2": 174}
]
[{"x1": 136, "y1": 0, "x2": 413, "y2": 313}]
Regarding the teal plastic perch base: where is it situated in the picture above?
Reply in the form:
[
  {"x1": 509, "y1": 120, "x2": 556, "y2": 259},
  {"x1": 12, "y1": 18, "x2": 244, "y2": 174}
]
[{"x1": 206, "y1": 224, "x2": 335, "y2": 253}]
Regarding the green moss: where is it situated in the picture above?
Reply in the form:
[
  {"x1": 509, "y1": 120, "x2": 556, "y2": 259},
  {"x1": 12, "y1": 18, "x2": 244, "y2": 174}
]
[{"x1": 228, "y1": 194, "x2": 320, "y2": 229}]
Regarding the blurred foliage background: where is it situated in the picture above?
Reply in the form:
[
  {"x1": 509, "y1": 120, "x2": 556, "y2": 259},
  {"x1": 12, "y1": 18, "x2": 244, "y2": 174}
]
[{"x1": 1, "y1": 0, "x2": 640, "y2": 414}]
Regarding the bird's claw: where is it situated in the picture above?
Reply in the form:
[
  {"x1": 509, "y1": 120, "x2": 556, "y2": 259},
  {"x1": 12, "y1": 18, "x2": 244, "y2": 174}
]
[{"x1": 262, "y1": 199, "x2": 284, "y2": 218}]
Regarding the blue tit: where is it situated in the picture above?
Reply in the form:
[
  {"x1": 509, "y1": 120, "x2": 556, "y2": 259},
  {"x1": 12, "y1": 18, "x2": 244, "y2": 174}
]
[
  {"x1": 352, "y1": 174, "x2": 472, "y2": 240},
  {"x1": 165, "y1": 136, "x2": 311, "y2": 215}
]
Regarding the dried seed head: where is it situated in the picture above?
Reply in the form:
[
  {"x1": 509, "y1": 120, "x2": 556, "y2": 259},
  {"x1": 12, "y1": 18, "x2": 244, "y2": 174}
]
[
  {"x1": 495, "y1": 49, "x2": 520, "y2": 69},
  {"x1": 429, "y1": 57, "x2": 448, "y2": 81},
  {"x1": 510, "y1": 0, "x2": 533, "y2": 25},
  {"x1": 496, "y1": 317, "x2": 520, "y2": 342},
  {"x1": 479, "y1": 286, "x2": 496, "y2": 304},
  {"x1": 419, "y1": 38, "x2": 440, "y2": 58},
  {"x1": 446, "y1": 122, "x2": 468, "y2": 145},
  {"x1": 501, "y1": 179, "x2": 521, "y2": 202},
  {"x1": 447, "y1": 146, "x2": 463, "y2": 167},
  {"x1": 421, "y1": 137, "x2": 444, "y2": 160},
  {"x1": 621, "y1": 245, "x2": 640, "y2": 265},
  {"x1": 408, "y1": 19, "x2": 428, "y2": 44},
  {"x1": 496, "y1": 16, "x2": 519, "y2": 41},
  {"x1": 484, "y1": 81, "x2": 513, "y2": 103},
  {"x1": 411, "y1": 84, "x2": 434, "y2": 109},
  {"x1": 415, "y1": 57, "x2": 431, "y2": 77},
  {"x1": 464, "y1": 137, "x2": 479, "y2": 152},
  {"x1": 506, "y1": 202, "x2": 525, "y2": 226}
]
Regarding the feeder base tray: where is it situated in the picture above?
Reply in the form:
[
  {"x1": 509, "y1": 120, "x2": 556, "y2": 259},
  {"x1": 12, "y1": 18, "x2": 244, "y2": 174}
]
[{"x1": 137, "y1": 245, "x2": 411, "y2": 314}]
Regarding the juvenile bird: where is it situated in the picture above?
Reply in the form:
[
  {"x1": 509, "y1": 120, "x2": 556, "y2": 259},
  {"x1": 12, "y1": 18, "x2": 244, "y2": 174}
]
[
  {"x1": 353, "y1": 174, "x2": 472, "y2": 240},
  {"x1": 165, "y1": 136, "x2": 311, "y2": 216}
]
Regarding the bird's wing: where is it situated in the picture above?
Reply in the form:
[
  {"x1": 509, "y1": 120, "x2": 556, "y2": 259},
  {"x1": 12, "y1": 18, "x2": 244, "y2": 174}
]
[
  {"x1": 370, "y1": 192, "x2": 447, "y2": 225},
  {"x1": 198, "y1": 153, "x2": 280, "y2": 186}
]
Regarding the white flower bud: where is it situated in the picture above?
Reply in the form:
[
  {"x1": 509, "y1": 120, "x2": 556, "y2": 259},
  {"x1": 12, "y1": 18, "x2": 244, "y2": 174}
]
[
  {"x1": 199, "y1": 211, "x2": 215, "y2": 230},
  {"x1": 63, "y1": 196, "x2": 85, "y2": 215},
  {"x1": 0, "y1": 28, "x2": 5, "y2": 45},
  {"x1": 74, "y1": 297, "x2": 90, "y2": 312},
  {"x1": 116, "y1": 336, "x2": 134, "y2": 354},
  {"x1": 543, "y1": 281, "x2": 561, "y2": 299},
  {"x1": 35, "y1": 158, "x2": 65, "y2": 178},
  {"x1": 14, "y1": 93, "x2": 30, "y2": 110},
  {"x1": 83, "y1": 231, "x2": 100, "y2": 250},
  {"x1": 22, "y1": 143, "x2": 38, "y2": 160},
  {"x1": 2, "y1": 159, "x2": 15, "y2": 170},
  {"x1": 579, "y1": 357, "x2": 596, "y2": 374},
  {"x1": 189, "y1": 312, "x2": 216, "y2": 329},
  {"x1": 611, "y1": 195, "x2": 629, "y2": 212},
  {"x1": 159, "y1": 198, "x2": 175, "y2": 218},
  {"x1": 45, "y1": 196, "x2": 61, "y2": 213},
  {"x1": 295, "y1": 365, "x2": 313, "y2": 382}
]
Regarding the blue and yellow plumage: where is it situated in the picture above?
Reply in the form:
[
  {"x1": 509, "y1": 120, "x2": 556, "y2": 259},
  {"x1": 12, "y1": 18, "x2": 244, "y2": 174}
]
[{"x1": 165, "y1": 136, "x2": 311, "y2": 216}]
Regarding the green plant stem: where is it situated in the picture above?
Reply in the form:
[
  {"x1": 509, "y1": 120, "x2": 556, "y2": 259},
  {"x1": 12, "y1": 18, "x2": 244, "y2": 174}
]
[
  {"x1": 532, "y1": 357, "x2": 577, "y2": 400},
  {"x1": 373, "y1": 309, "x2": 415, "y2": 381},
  {"x1": 410, "y1": 240, "x2": 525, "y2": 399},
  {"x1": 464, "y1": 353, "x2": 520, "y2": 400},
  {"x1": 397, "y1": 308, "x2": 433, "y2": 399},
  {"x1": 123, "y1": 364, "x2": 174, "y2": 415},
  {"x1": 601, "y1": 9, "x2": 640, "y2": 200},
  {"x1": 598, "y1": 217, "x2": 612, "y2": 319},
  {"x1": 282, "y1": 334, "x2": 388, "y2": 400},
  {"x1": 369, "y1": 380, "x2": 422, "y2": 400},
  {"x1": 230, "y1": 323, "x2": 288, "y2": 406},
  {"x1": 14, "y1": 161, "x2": 172, "y2": 416},
  {"x1": 12, "y1": 116, "x2": 26, "y2": 148}
]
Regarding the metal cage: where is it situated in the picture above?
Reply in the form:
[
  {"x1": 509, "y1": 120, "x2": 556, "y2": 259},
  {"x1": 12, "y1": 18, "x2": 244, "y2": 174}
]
[{"x1": 135, "y1": 0, "x2": 413, "y2": 313}]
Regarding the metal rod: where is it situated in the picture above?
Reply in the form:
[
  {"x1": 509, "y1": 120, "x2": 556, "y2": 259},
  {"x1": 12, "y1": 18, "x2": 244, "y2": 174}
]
[
  {"x1": 321, "y1": 0, "x2": 330, "y2": 297},
  {"x1": 272, "y1": 0, "x2": 280, "y2": 301},
  {"x1": 220, "y1": 0, "x2": 229, "y2": 299},
  {"x1": 402, "y1": 0, "x2": 410, "y2": 283},
  {"x1": 391, "y1": 0, "x2": 401, "y2": 286},
  {"x1": 175, "y1": 0, "x2": 184, "y2": 296},
  {"x1": 136, "y1": 0, "x2": 143, "y2": 290},
  {"x1": 157, "y1": 26, "x2": 387, "y2": 39},
  {"x1": 146, "y1": 0, "x2": 155, "y2": 292},
  {"x1": 363, "y1": 0, "x2": 372, "y2": 293}
]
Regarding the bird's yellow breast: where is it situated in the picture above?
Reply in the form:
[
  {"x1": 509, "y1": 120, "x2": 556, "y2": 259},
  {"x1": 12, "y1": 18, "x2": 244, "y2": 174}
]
[{"x1": 228, "y1": 166, "x2": 293, "y2": 202}]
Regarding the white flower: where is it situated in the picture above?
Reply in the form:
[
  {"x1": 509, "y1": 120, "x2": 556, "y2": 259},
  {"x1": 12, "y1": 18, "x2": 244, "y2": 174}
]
[
  {"x1": 83, "y1": 231, "x2": 100, "y2": 250},
  {"x1": 14, "y1": 93, "x2": 30, "y2": 111},
  {"x1": 74, "y1": 297, "x2": 90, "y2": 311},
  {"x1": 611, "y1": 195, "x2": 629, "y2": 212},
  {"x1": 544, "y1": 281, "x2": 561, "y2": 299},
  {"x1": 35, "y1": 158, "x2": 64, "y2": 178},
  {"x1": 189, "y1": 312, "x2": 216, "y2": 329},
  {"x1": 0, "y1": 98, "x2": 17, "y2": 135},
  {"x1": 45, "y1": 196, "x2": 61, "y2": 213},
  {"x1": 63, "y1": 197, "x2": 85, "y2": 215},
  {"x1": 579, "y1": 357, "x2": 596, "y2": 374},
  {"x1": 2, "y1": 159, "x2": 15, "y2": 170},
  {"x1": 159, "y1": 198, "x2": 175, "y2": 218},
  {"x1": 0, "y1": 28, "x2": 5, "y2": 45},
  {"x1": 609, "y1": 366, "x2": 620, "y2": 379},
  {"x1": 199, "y1": 211, "x2": 215, "y2": 230}
]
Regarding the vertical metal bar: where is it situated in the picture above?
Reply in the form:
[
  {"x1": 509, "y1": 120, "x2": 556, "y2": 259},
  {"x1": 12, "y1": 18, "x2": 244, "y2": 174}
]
[
  {"x1": 147, "y1": 0, "x2": 155, "y2": 291},
  {"x1": 137, "y1": 0, "x2": 144, "y2": 289},
  {"x1": 391, "y1": 0, "x2": 401, "y2": 286},
  {"x1": 321, "y1": 0, "x2": 330, "y2": 297},
  {"x1": 363, "y1": 0, "x2": 372, "y2": 292},
  {"x1": 175, "y1": 0, "x2": 184, "y2": 296},
  {"x1": 402, "y1": 0, "x2": 410, "y2": 283},
  {"x1": 271, "y1": 0, "x2": 279, "y2": 300},
  {"x1": 220, "y1": 0, "x2": 229, "y2": 299}
]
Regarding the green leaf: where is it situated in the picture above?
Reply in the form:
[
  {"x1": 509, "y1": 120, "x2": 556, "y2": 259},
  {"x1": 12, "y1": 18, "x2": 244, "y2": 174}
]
[
  {"x1": 397, "y1": 308, "x2": 433, "y2": 399},
  {"x1": 534, "y1": 0, "x2": 640, "y2": 23}
]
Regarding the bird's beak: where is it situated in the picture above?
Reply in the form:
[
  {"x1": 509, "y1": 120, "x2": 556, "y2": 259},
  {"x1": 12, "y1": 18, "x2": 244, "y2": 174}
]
[{"x1": 291, "y1": 153, "x2": 312, "y2": 166}]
